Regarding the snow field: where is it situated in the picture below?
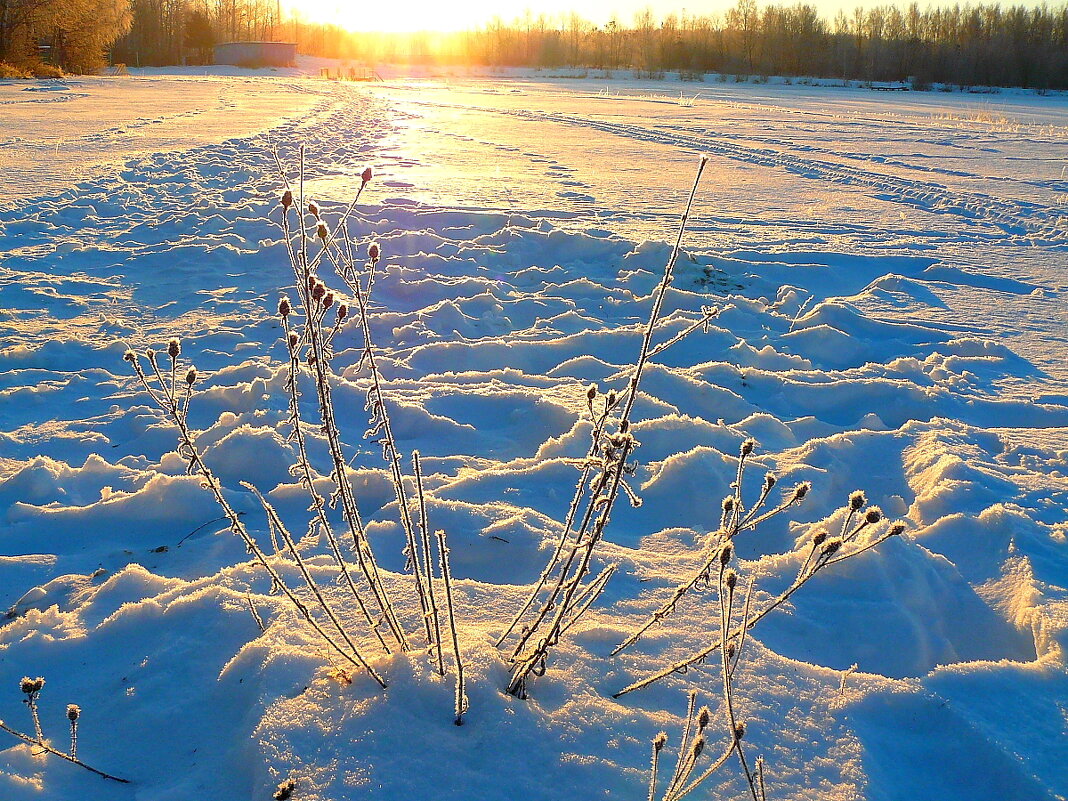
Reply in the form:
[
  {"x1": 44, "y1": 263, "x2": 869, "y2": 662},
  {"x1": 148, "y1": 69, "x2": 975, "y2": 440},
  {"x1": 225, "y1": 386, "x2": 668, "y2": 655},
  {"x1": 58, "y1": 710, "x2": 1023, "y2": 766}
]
[{"x1": 0, "y1": 76, "x2": 1066, "y2": 800}]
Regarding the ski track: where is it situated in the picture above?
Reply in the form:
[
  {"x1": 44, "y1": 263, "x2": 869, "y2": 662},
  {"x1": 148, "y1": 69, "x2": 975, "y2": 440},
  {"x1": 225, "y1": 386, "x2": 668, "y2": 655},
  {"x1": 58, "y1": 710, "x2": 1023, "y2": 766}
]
[{"x1": 0, "y1": 80, "x2": 1066, "y2": 801}]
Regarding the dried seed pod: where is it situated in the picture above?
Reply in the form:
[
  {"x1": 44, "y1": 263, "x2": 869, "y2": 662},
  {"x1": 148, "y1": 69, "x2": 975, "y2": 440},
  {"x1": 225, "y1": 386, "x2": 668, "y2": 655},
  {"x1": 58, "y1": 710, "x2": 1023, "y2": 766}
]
[
  {"x1": 66, "y1": 704, "x2": 80, "y2": 722},
  {"x1": 287, "y1": 332, "x2": 299, "y2": 349},
  {"x1": 312, "y1": 281, "x2": 326, "y2": 301},
  {"x1": 368, "y1": 241, "x2": 380, "y2": 261},
  {"x1": 722, "y1": 495, "x2": 735, "y2": 513},
  {"x1": 864, "y1": 507, "x2": 883, "y2": 524},
  {"x1": 123, "y1": 350, "x2": 136, "y2": 362},
  {"x1": 812, "y1": 529, "x2": 828, "y2": 546},
  {"x1": 692, "y1": 735, "x2": 705, "y2": 758},
  {"x1": 606, "y1": 390, "x2": 617, "y2": 406},
  {"x1": 653, "y1": 731, "x2": 668, "y2": 751},
  {"x1": 281, "y1": 190, "x2": 293, "y2": 208},
  {"x1": 764, "y1": 472, "x2": 776, "y2": 490},
  {"x1": 697, "y1": 706, "x2": 711, "y2": 729},
  {"x1": 278, "y1": 297, "x2": 291, "y2": 317},
  {"x1": 849, "y1": 490, "x2": 867, "y2": 510},
  {"x1": 793, "y1": 482, "x2": 811, "y2": 501},
  {"x1": 185, "y1": 368, "x2": 197, "y2": 385},
  {"x1": 821, "y1": 538, "x2": 842, "y2": 556},
  {"x1": 323, "y1": 292, "x2": 334, "y2": 310},
  {"x1": 725, "y1": 569, "x2": 737, "y2": 589},
  {"x1": 317, "y1": 222, "x2": 329, "y2": 240},
  {"x1": 167, "y1": 338, "x2": 180, "y2": 358},
  {"x1": 740, "y1": 438, "x2": 755, "y2": 456},
  {"x1": 308, "y1": 200, "x2": 320, "y2": 218},
  {"x1": 586, "y1": 384, "x2": 597, "y2": 401},
  {"x1": 733, "y1": 722, "x2": 746, "y2": 740},
  {"x1": 19, "y1": 677, "x2": 36, "y2": 695},
  {"x1": 719, "y1": 543, "x2": 733, "y2": 566},
  {"x1": 361, "y1": 166, "x2": 373, "y2": 183},
  {"x1": 337, "y1": 303, "x2": 348, "y2": 321},
  {"x1": 889, "y1": 522, "x2": 906, "y2": 536}
]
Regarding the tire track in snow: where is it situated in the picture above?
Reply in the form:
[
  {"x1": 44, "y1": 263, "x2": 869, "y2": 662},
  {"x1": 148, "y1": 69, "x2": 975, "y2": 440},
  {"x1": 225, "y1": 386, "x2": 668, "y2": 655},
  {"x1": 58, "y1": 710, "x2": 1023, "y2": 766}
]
[{"x1": 408, "y1": 100, "x2": 1068, "y2": 243}]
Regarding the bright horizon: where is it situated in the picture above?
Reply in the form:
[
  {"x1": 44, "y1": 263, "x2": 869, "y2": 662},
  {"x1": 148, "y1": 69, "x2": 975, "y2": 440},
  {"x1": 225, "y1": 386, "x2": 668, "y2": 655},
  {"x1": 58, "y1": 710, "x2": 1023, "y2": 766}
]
[{"x1": 284, "y1": 0, "x2": 1059, "y2": 33}]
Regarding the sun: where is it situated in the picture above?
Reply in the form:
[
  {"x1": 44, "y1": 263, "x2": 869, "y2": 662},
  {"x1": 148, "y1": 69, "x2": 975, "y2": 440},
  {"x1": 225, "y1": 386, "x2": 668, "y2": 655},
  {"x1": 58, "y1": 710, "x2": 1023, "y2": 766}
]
[{"x1": 283, "y1": 0, "x2": 505, "y2": 33}]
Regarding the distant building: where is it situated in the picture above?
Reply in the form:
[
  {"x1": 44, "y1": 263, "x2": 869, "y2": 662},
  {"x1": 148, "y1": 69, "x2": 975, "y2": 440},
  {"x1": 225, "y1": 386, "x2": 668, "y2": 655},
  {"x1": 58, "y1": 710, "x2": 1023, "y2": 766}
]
[{"x1": 213, "y1": 42, "x2": 296, "y2": 68}]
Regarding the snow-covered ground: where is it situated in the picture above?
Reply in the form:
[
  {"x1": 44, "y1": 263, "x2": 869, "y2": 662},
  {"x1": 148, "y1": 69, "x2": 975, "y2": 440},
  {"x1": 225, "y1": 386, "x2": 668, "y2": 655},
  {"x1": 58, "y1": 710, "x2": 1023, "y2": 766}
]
[{"x1": 1, "y1": 71, "x2": 1066, "y2": 800}]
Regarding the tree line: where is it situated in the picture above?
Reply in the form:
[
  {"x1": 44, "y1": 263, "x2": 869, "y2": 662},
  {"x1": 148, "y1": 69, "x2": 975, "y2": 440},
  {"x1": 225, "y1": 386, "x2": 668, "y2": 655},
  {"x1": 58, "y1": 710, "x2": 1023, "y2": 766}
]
[{"x1": 2, "y1": 0, "x2": 1066, "y2": 89}]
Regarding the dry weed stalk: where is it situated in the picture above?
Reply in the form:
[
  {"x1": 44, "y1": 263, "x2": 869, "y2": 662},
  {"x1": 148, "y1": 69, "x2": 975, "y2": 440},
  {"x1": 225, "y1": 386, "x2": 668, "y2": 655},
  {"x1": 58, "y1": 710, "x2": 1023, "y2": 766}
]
[
  {"x1": 0, "y1": 678, "x2": 128, "y2": 783},
  {"x1": 503, "y1": 156, "x2": 713, "y2": 698}
]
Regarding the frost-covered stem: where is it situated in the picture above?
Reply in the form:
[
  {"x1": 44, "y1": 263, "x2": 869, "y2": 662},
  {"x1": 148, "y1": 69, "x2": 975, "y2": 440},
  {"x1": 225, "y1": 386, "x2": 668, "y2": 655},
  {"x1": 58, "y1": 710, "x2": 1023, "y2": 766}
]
[
  {"x1": 434, "y1": 528, "x2": 466, "y2": 725},
  {"x1": 68, "y1": 718, "x2": 77, "y2": 760},
  {"x1": 281, "y1": 314, "x2": 389, "y2": 653},
  {"x1": 500, "y1": 157, "x2": 707, "y2": 668},
  {"x1": 717, "y1": 561, "x2": 758, "y2": 801},
  {"x1": 244, "y1": 483, "x2": 386, "y2": 687},
  {"x1": 127, "y1": 356, "x2": 382, "y2": 683},
  {"x1": 0, "y1": 720, "x2": 128, "y2": 783},
  {"x1": 611, "y1": 533, "x2": 724, "y2": 656},
  {"x1": 665, "y1": 690, "x2": 698, "y2": 797},
  {"x1": 26, "y1": 695, "x2": 43, "y2": 745},
  {"x1": 558, "y1": 563, "x2": 617, "y2": 638},
  {"x1": 648, "y1": 737, "x2": 665, "y2": 801},
  {"x1": 647, "y1": 307, "x2": 719, "y2": 361},
  {"x1": 671, "y1": 741, "x2": 736, "y2": 801},
  {"x1": 495, "y1": 392, "x2": 618, "y2": 648},
  {"x1": 247, "y1": 593, "x2": 266, "y2": 632},
  {"x1": 301, "y1": 280, "x2": 408, "y2": 651},
  {"x1": 346, "y1": 268, "x2": 435, "y2": 648},
  {"x1": 413, "y1": 452, "x2": 445, "y2": 675}
]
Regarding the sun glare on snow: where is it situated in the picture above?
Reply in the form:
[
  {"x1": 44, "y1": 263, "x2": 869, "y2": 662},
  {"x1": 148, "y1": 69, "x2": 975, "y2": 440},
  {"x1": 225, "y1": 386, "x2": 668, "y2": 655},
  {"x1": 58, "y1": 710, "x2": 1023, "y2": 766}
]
[{"x1": 289, "y1": 0, "x2": 503, "y2": 32}]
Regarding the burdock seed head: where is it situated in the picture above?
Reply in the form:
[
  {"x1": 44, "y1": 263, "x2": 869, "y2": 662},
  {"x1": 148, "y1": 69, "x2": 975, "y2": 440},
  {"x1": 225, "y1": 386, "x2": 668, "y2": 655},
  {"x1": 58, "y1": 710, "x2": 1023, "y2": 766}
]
[
  {"x1": 725, "y1": 569, "x2": 737, "y2": 589},
  {"x1": 185, "y1": 368, "x2": 197, "y2": 385},
  {"x1": 361, "y1": 166, "x2": 373, "y2": 183},
  {"x1": 849, "y1": 490, "x2": 866, "y2": 511},
  {"x1": 741, "y1": 438, "x2": 755, "y2": 457},
  {"x1": 793, "y1": 481, "x2": 811, "y2": 501},
  {"x1": 167, "y1": 338, "x2": 180, "y2": 359},
  {"x1": 368, "y1": 242, "x2": 380, "y2": 262},
  {"x1": 66, "y1": 704, "x2": 80, "y2": 721},
  {"x1": 719, "y1": 543, "x2": 733, "y2": 566},
  {"x1": 281, "y1": 190, "x2": 293, "y2": 208},
  {"x1": 697, "y1": 706, "x2": 711, "y2": 729},
  {"x1": 864, "y1": 507, "x2": 883, "y2": 524},
  {"x1": 812, "y1": 529, "x2": 828, "y2": 546},
  {"x1": 653, "y1": 731, "x2": 668, "y2": 751},
  {"x1": 278, "y1": 296, "x2": 291, "y2": 317}
]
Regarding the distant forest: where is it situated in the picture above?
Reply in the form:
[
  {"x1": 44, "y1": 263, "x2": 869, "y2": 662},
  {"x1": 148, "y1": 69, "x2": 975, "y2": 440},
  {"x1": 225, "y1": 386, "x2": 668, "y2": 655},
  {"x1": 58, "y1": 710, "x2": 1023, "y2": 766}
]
[{"x1": 1, "y1": 0, "x2": 1066, "y2": 88}]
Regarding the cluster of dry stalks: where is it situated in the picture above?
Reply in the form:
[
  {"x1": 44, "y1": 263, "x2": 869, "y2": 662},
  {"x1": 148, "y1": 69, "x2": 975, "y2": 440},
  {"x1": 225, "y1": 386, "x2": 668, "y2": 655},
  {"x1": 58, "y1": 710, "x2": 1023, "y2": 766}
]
[{"x1": 114, "y1": 151, "x2": 906, "y2": 797}]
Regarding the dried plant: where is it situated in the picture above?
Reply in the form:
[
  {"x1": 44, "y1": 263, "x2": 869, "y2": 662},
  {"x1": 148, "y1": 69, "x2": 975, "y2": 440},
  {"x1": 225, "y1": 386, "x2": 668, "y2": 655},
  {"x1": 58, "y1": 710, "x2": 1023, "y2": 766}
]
[{"x1": 0, "y1": 677, "x2": 127, "y2": 783}]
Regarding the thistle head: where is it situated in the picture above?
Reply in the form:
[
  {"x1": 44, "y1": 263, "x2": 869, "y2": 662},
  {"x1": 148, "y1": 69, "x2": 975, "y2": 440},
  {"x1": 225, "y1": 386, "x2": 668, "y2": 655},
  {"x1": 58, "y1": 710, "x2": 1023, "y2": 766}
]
[
  {"x1": 586, "y1": 384, "x2": 597, "y2": 401},
  {"x1": 606, "y1": 390, "x2": 617, "y2": 406},
  {"x1": 792, "y1": 481, "x2": 811, "y2": 502},
  {"x1": 812, "y1": 529, "x2": 828, "y2": 546},
  {"x1": 123, "y1": 350, "x2": 136, "y2": 363},
  {"x1": 280, "y1": 189, "x2": 293, "y2": 209},
  {"x1": 361, "y1": 166, "x2": 373, "y2": 183},
  {"x1": 185, "y1": 368, "x2": 197, "y2": 385},
  {"x1": 368, "y1": 241, "x2": 380, "y2": 262},
  {"x1": 653, "y1": 731, "x2": 668, "y2": 752},
  {"x1": 849, "y1": 490, "x2": 866, "y2": 511},
  {"x1": 311, "y1": 281, "x2": 326, "y2": 301},
  {"x1": 337, "y1": 302, "x2": 348, "y2": 321},
  {"x1": 719, "y1": 543, "x2": 733, "y2": 566},
  {"x1": 20, "y1": 676, "x2": 43, "y2": 695},
  {"x1": 733, "y1": 721, "x2": 746, "y2": 740},
  {"x1": 697, "y1": 705, "x2": 711, "y2": 730},
  {"x1": 864, "y1": 506, "x2": 883, "y2": 525},
  {"x1": 821, "y1": 538, "x2": 842, "y2": 557},
  {"x1": 740, "y1": 438, "x2": 756, "y2": 457},
  {"x1": 722, "y1": 495, "x2": 735, "y2": 514},
  {"x1": 764, "y1": 472, "x2": 776, "y2": 490},
  {"x1": 691, "y1": 735, "x2": 705, "y2": 758},
  {"x1": 323, "y1": 292, "x2": 334, "y2": 310},
  {"x1": 725, "y1": 569, "x2": 737, "y2": 590},
  {"x1": 66, "y1": 704, "x2": 80, "y2": 722},
  {"x1": 167, "y1": 338, "x2": 180, "y2": 359},
  {"x1": 278, "y1": 296, "x2": 291, "y2": 317},
  {"x1": 287, "y1": 331, "x2": 299, "y2": 350}
]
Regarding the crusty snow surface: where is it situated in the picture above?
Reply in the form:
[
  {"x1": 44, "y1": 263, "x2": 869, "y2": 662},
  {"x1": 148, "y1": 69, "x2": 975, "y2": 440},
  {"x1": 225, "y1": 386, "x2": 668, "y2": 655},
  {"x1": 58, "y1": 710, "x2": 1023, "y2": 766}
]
[{"x1": 1, "y1": 71, "x2": 1067, "y2": 800}]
